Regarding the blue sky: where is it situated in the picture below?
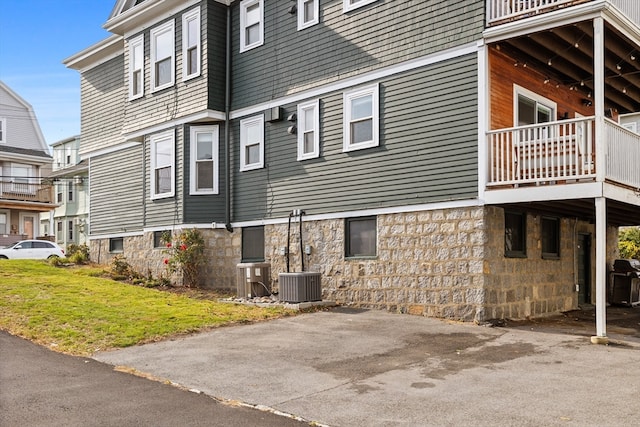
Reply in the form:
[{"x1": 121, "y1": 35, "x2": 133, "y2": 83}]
[{"x1": 0, "y1": 1, "x2": 114, "y2": 146}]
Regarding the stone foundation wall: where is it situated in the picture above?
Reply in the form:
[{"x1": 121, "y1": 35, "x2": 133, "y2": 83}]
[
  {"x1": 89, "y1": 228, "x2": 241, "y2": 291},
  {"x1": 265, "y1": 207, "x2": 488, "y2": 322}
]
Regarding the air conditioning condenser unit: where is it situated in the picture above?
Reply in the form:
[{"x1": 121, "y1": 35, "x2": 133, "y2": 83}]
[{"x1": 278, "y1": 272, "x2": 321, "y2": 303}]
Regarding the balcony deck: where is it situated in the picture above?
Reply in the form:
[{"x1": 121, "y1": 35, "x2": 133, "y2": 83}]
[
  {"x1": 487, "y1": 117, "x2": 640, "y2": 190},
  {"x1": 0, "y1": 181, "x2": 53, "y2": 205},
  {"x1": 487, "y1": 0, "x2": 640, "y2": 27}
]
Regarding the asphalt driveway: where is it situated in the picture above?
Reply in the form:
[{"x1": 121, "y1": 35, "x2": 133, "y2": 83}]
[{"x1": 93, "y1": 307, "x2": 640, "y2": 426}]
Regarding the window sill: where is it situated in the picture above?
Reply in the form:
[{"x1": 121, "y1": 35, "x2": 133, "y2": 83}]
[{"x1": 345, "y1": 255, "x2": 377, "y2": 260}]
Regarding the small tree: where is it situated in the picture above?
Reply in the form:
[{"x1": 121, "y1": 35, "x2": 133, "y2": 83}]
[
  {"x1": 161, "y1": 229, "x2": 205, "y2": 287},
  {"x1": 619, "y1": 227, "x2": 640, "y2": 260}
]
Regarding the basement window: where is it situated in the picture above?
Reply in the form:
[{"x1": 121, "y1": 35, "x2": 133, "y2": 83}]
[
  {"x1": 242, "y1": 226, "x2": 265, "y2": 262},
  {"x1": 505, "y1": 211, "x2": 526, "y2": 258},
  {"x1": 345, "y1": 216, "x2": 377, "y2": 258},
  {"x1": 109, "y1": 237, "x2": 124, "y2": 253},
  {"x1": 541, "y1": 216, "x2": 560, "y2": 259}
]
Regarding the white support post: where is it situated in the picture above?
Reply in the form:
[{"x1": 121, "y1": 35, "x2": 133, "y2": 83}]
[
  {"x1": 594, "y1": 17, "x2": 606, "y2": 183},
  {"x1": 591, "y1": 17, "x2": 608, "y2": 345},
  {"x1": 592, "y1": 197, "x2": 608, "y2": 343}
]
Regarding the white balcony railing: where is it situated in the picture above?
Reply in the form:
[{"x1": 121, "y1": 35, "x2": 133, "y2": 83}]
[
  {"x1": 487, "y1": 117, "x2": 596, "y2": 186},
  {"x1": 605, "y1": 119, "x2": 640, "y2": 189},
  {"x1": 487, "y1": 0, "x2": 582, "y2": 24},
  {"x1": 487, "y1": 117, "x2": 640, "y2": 189}
]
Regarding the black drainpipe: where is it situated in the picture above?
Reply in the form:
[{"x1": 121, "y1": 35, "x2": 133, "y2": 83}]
[{"x1": 224, "y1": 6, "x2": 233, "y2": 232}]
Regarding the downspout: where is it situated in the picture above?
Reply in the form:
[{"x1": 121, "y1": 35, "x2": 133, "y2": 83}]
[{"x1": 224, "y1": 6, "x2": 233, "y2": 232}]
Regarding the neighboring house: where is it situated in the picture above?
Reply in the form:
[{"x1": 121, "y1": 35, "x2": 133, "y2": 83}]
[
  {"x1": 0, "y1": 80, "x2": 54, "y2": 247},
  {"x1": 65, "y1": 0, "x2": 640, "y2": 338},
  {"x1": 40, "y1": 135, "x2": 89, "y2": 249}
]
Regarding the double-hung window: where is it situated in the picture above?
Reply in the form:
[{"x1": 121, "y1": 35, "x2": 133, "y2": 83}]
[
  {"x1": 343, "y1": 84, "x2": 379, "y2": 152},
  {"x1": 68, "y1": 183, "x2": 74, "y2": 202},
  {"x1": 240, "y1": 0, "x2": 263, "y2": 53},
  {"x1": 68, "y1": 220, "x2": 74, "y2": 241},
  {"x1": 150, "y1": 131, "x2": 175, "y2": 199},
  {"x1": 343, "y1": 0, "x2": 377, "y2": 13},
  {"x1": 150, "y1": 20, "x2": 175, "y2": 92},
  {"x1": 297, "y1": 0, "x2": 319, "y2": 30},
  {"x1": 129, "y1": 35, "x2": 144, "y2": 99},
  {"x1": 190, "y1": 125, "x2": 219, "y2": 195},
  {"x1": 0, "y1": 117, "x2": 6, "y2": 143},
  {"x1": 297, "y1": 100, "x2": 320, "y2": 160},
  {"x1": 240, "y1": 115, "x2": 264, "y2": 171},
  {"x1": 182, "y1": 8, "x2": 201, "y2": 80}
]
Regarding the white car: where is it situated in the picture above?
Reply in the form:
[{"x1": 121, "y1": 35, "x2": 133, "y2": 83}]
[{"x1": 0, "y1": 240, "x2": 65, "y2": 260}]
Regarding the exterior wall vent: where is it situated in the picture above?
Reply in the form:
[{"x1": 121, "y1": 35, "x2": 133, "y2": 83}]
[
  {"x1": 278, "y1": 272, "x2": 321, "y2": 303},
  {"x1": 236, "y1": 262, "x2": 271, "y2": 298}
]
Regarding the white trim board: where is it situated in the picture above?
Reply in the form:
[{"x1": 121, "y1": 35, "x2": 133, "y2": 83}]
[{"x1": 230, "y1": 42, "x2": 479, "y2": 120}]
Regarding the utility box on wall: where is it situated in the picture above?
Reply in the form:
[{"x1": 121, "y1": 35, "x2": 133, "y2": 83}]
[
  {"x1": 278, "y1": 272, "x2": 322, "y2": 303},
  {"x1": 236, "y1": 263, "x2": 271, "y2": 298}
]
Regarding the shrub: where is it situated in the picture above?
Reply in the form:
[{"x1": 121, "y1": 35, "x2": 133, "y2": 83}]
[
  {"x1": 66, "y1": 244, "x2": 90, "y2": 263},
  {"x1": 109, "y1": 255, "x2": 141, "y2": 281},
  {"x1": 161, "y1": 229, "x2": 205, "y2": 287},
  {"x1": 619, "y1": 227, "x2": 640, "y2": 260}
]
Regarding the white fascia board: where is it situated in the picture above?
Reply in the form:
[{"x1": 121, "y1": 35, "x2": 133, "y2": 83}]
[
  {"x1": 483, "y1": 0, "x2": 606, "y2": 43},
  {"x1": 230, "y1": 42, "x2": 479, "y2": 119},
  {"x1": 88, "y1": 230, "x2": 145, "y2": 240},
  {"x1": 63, "y1": 35, "x2": 124, "y2": 72},
  {"x1": 122, "y1": 110, "x2": 226, "y2": 141},
  {"x1": 603, "y1": 182, "x2": 640, "y2": 206},
  {"x1": 231, "y1": 199, "x2": 483, "y2": 228},
  {"x1": 483, "y1": 182, "x2": 604, "y2": 205},
  {"x1": 0, "y1": 152, "x2": 52, "y2": 165},
  {"x1": 105, "y1": 0, "x2": 200, "y2": 37}
]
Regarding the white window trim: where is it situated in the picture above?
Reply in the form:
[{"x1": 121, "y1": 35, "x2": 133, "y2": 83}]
[
  {"x1": 343, "y1": 83, "x2": 379, "y2": 152},
  {"x1": 0, "y1": 117, "x2": 6, "y2": 143},
  {"x1": 150, "y1": 130, "x2": 175, "y2": 199},
  {"x1": 182, "y1": 8, "x2": 201, "y2": 81},
  {"x1": 150, "y1": 20, "x2": 175, "y2": 93},
  {"x1": 128, "y1": 34, "x2": 144, "y2": 100},
  {"x1": 297, "y1": 99, "x2": 320, "y2": 160},
  {"x1": 0, "y1": 209, "x2": 9, "y2": 235},
  {"x1": 343, "y1": 0, "x2": 377, "y2": 13},
  {"x1": 240, "y1": 115, "x2": 265, "y2": 172},
  {"x1": 513, "y1": 84, "x2": 557, "y2": 127},
  {"x1": 297, "y1": 0, "x2": 319, "y2": 30},
  {"x1": 239, "y1": 0, "x2": 264, "y2": 53},
  {"x1": 190, "y1": 125, "x2": 219, "y2": 195}
]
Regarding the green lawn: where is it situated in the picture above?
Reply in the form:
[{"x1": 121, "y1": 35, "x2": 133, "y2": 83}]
[{"x1": 0, "y1": 260, "x2": 292, "y2": 356}]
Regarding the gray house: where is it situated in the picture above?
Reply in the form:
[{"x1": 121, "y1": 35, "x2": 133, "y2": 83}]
[
  {"x1": 65, "y1": 0, "x2": 640, "y2": 340},
  {"x1": 0, "y1": 80, "x2": 54, "y2": 246}
]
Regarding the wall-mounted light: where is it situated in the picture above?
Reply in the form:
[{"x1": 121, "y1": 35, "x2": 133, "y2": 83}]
[{"x1": 582, "y1": 99, "x2": 593, "y2": 107}]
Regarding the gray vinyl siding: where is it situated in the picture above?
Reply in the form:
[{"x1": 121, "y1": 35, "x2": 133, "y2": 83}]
[
  {"x1": 144, "y1": 127, "x2": 184, "y2": 227},
  {"x1": 231, "y1": 0, "x2": 484, "y2": 109},
  {"x1": 183, "y1": 123, "x2": 226, "y2": 223},
  {"x1": 79, "y1": 54, "x2": 125, "y2": 156},
  {"x1": 122, "y1": 1, "x2": 223, "y2": 135},
  {"x1": 206, "y1": 1, "x2": 228, "y2": 112},
  {"x1": 89, "y1": 145, "x2": 144, "y2": 234},
  {"x1": 233, "y1": 53, "x2": 478, "y2": 221}
]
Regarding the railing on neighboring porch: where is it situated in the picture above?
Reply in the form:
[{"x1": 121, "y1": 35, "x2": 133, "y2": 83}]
[
  {"x1": 487, "y1": 117, "x2": 640, "y2": 189},
  {"x1": 0, "y1": 181, "x2": 53, "y2": 204},
  {"x1": 487, "y1": 0, "x2": 587, "y2": 24}
]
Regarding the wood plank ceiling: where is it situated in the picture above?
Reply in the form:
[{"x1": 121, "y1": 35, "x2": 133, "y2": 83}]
[{"x1": 497, "y1": 20, "x2": 640, "y2": 114}]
